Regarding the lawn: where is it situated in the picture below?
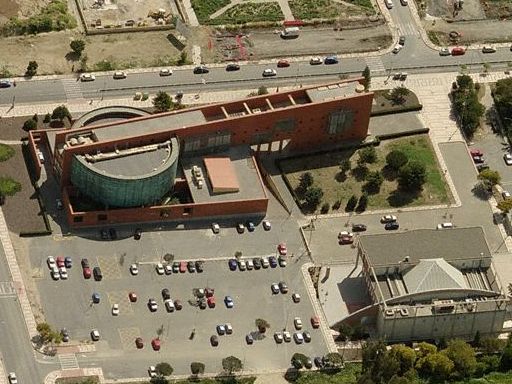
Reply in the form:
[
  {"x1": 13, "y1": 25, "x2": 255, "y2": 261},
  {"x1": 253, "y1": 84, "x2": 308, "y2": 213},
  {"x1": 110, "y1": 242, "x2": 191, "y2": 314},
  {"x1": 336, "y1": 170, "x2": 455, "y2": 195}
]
[
  {"x1": 289, "y1": 0, "x2": 373, "y2": 20},
  {"x1": 212, "y1": 2, "x2": 284, "y2": 24},
  {"x1": 0, "y1": 143, "x2": 15, "y2": 162},
  {"x1": 371, "y1": 89, "x2": 422, "y2": 115},
  {"x1": 280, "y1": 135, "x2": 451, "y2": 214},
  {"x1": 191, "y1": 0, "x2": 230, "y2": 24}
]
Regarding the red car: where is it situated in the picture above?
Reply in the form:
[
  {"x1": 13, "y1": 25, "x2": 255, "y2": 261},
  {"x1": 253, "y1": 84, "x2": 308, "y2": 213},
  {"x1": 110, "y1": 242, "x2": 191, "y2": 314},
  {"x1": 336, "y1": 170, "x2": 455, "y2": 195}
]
[
  {"x1": 470, "y1": 149, "x2": 483, "y2": 157},
  {"x1": 311, "y1": 316, "x2": 320, "y2": 329},
  {"x1": 207, "y1": 296, "x2": 216, "y2": 308},
  {"x1": 129, "y1": 292, "x2": 138, "y2": 302},
  {"x1": 205, "y1": 288, "x2": 215, "y2": 298},
  {"x1": 83, "y1": 267, "x2": 91, "y2": 279},
  {"x1": 277, "y1": 59, "x2": 290, "y2": 68},
  {"x1": 135, "y1": 337, "x2": 144, "y2": 349},
  {"x1": 179, "y1": 261, "x2": 187, "y2": 273},
  {"x1": 451, "y1": 47, "x2": 466, "y2": 56},
  {"x1": 151, "y1": 338, "x2": 161, "y2": 351},
  {"x1": 277, "y1": 243, "x2": 287, "y2": 256},
  {"x1": 56, "y1": 256, "x2": 65, "y2": 268}
]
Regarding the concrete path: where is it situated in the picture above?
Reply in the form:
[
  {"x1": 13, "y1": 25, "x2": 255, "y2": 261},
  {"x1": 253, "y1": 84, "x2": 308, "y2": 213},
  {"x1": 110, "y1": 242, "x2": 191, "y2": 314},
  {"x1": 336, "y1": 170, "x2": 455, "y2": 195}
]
[
  {"x1": 210, "y1": 0, "x2": 293, "y2": 20},
  {"x1": 181, "y1": 0, "x2": 199, "y2": 26}
]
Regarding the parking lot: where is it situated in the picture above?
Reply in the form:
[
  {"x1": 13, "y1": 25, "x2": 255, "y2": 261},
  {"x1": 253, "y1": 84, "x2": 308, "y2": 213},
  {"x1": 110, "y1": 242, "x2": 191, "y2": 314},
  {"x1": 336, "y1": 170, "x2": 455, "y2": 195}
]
[{"x1": 33, "y1": 220, "x2": 328, "y2": 378}]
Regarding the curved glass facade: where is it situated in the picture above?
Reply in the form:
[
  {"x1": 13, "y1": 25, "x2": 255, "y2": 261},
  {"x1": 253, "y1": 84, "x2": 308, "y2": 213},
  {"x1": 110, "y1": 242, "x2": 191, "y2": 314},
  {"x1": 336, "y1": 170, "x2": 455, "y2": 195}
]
[{"x1": 70, "y1": 139, "x2": 179, "y2": 208}]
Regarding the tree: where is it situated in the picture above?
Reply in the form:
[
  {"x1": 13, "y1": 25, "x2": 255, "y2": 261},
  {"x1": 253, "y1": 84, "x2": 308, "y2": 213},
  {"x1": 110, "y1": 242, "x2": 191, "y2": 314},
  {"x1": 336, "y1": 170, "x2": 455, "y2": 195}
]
[
  {"x1": 390, "y1": 345, "x2": 417, "y2": 374},
  {"x1": 478, "y1": 169, "x2": 501, "y2": 190},
  {"x1": 298, "y1": 172, "x2": 314, "y2": 191},
  {"x1": 291, "y1": 353, "x2": 309, "y2": 369},
  {"x1": 32, "y1": 113, "x2": 39, "y2": 122},
  {"x1": 80, "y1": 54, "x2": 88, "y2": 72},
  {"x1": 416, "y1": 352, "x2": 454, "y2": 380},
  {"x1": 398, "y1": 160, "x2": 427, "y2": 191},
  {"x1": 442, "y1": 339, "x2": 477, "y2": 379},
  {"x1": 362, "y1": 65, "x2": 371, "y2": 91},
  {"x1": 389, "y1": 86, "x2": 410, "y2": 104},
  {"x1": 36, "y1": 322, "x2": 53, "y2": 344},
  {"x1": 324, "y1": 352, "x2": 344, "y2": 368},
  {"x1": 51, "y1": 105, "x2": 71, "y2": 122},
  {"x1": 222, "y1": 356, "x2": 243, "y2": 374},
  {"x1": 386, "y1": 150, "x2": 408, "y2": 171},
  {"x1": 364, "y1": 171, "x2": 384, "y2": 194},
  {"x1": 356, "y1": 193, "x2": 368, "y2": 212},
  {"x1": 451, "y1": 74, "x2": 485, "y2": 138},
  {"x1": 481, "y1": 337, "x2": 506, "y2": 354},
  {"x1": 320, "y1": 202, "x2": 330, "y2": 214},
  {"x1": 416, "y1": 342, "x2": 437, "y2": 358},
  {"x1": 155, "y1": 362, "x2": 173, "y2": 376},
  {"x1": 25, "y1": 60, "x2": 38, "y2": 76},
  {"x1": 153, "y1": 91, "x2": 173, "y2": 113},
  {"x1": 493, "y1": 78, "x2": 512, "y2": 134},
  {"x1": 456, "y1": 74, "x2": 474, "y2": 90},
  {"x1": 23, "y1": 118, "x2": 37, "y2": 132},
  {"x1": 258, "y1": 86, "x2": 268, "y2": 95},
  {"x1": 346, "y1": 195, "x2": 358, "y2": 212},
  {"x1": 43, "y1": 113, "x2": 51, "y2": 124},
  {"x1": 177, "y1": 50, "x2": 188, "y2": 66},
  {"x1": 340, "y1": 158, "x2": 351, "y2": 174},
  {"x1": 255, "y1": 318, "x2": 270, "y2": 333},
  {"x1": 190, "y1": 362, "x2": 205, "y2": 375},
  {"x1": 304, "y1": 187, "x2": 323, "y2": 209},
  {"x1": 70, "y1": 39, "x2": 86, "y2": 57},
  {"x1": 358, "y1": 146, "x2": 377, "y2": 164}
]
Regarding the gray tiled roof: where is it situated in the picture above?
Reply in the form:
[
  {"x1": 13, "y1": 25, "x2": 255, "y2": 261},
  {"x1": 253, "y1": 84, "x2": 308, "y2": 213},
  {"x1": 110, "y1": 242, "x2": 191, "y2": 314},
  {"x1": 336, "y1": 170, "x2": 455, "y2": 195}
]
[{"x1": 403, "y1": 258, "x2": 467, "y2": 293}]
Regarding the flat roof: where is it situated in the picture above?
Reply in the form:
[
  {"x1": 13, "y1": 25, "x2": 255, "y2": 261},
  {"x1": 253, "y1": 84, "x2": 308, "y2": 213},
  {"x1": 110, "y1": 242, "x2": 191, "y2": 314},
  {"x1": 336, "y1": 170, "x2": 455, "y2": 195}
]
[
  {"x1": 181, "y1": 146, "x2": 266, "y2": 203},
  {"x1": 306, "y1": 82, "x2": 360, "y2": 103},
  {"x1": 93, "y1": 110, "x2": 207, "y2": 142},
  {"x1": 360, "y1": 227, "x2": 491, "y2": 267},
  {"x1": 81, "y1": 146, "x2": 170, "y2": 177},
  {"x1": 203, "y1": 157, "x2": 240, "y2": 193}
]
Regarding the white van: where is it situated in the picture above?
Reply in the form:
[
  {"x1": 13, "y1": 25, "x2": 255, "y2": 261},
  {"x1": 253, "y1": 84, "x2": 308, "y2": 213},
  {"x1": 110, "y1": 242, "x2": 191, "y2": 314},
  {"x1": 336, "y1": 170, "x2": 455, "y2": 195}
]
[
  {"x1": 37, "y1": 151, "x2": 45, "y2": 164},
  {"x1": 385, "y1": 0, "x2": 393, "y2": 8},
  {"x1": 280, "y1": 27, "x2": 300, "y2": 38}
]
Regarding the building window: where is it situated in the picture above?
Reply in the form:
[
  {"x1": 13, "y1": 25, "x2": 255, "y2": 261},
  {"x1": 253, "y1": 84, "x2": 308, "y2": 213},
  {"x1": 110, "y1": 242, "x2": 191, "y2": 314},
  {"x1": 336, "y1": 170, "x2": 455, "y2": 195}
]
[
  {"x1": 97, "y1": 214, "x2": 107, "y2": 221},
  {"x1": 274, "y1": 118, "x2": 295, "y2": 132},
  {"x1": 327, "y1": 109, "x2": 354, "y2": 135},
  {"x1": 73, "y1": 216, "x2": 83, "y2": 223}
]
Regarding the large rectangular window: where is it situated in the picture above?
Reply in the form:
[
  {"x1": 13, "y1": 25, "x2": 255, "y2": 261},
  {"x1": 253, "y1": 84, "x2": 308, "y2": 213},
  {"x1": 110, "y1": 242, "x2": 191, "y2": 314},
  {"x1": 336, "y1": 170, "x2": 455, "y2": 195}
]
[
  {"x1": 327, "y1": 110, "x2": 354, "y2": 135},
  {"x1": 274, "y1": 118, "x2": 296, "y2": 132},
  {"x1": 184, "y1": 132, "x2": 231, "y2": 153}
]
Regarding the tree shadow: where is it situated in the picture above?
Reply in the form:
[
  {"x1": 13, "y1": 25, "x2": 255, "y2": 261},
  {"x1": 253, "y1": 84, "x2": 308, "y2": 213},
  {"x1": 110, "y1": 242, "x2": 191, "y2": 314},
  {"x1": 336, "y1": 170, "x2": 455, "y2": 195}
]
[
  {"x1": 387, "y1": 188, "x2": 421, "y2": 207},
  {"x1": 351, "y1": 165, "x2": 368, "y2": 182},
  {"x1": 382, "y1": 165, "x2": 398, "y2": 181},
  {"x1": 471, "y1": 182, "x2": 492, "y2": 201},
  {"x1": 65, "y1": 51, "x2": 80, "y2": 62},
  {"x1": 49, "y1": 120, "x2": 65, "y2": 129},
  {"x1": 335, "y1": 171, "x2": 348, "y2": 183}
]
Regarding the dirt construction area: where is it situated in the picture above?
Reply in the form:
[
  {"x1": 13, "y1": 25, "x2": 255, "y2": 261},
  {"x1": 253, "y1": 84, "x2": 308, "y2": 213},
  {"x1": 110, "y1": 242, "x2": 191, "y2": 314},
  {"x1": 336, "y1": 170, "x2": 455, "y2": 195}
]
[{"x1": 423, "y1": 18, "x2": 512, "y2": 45}]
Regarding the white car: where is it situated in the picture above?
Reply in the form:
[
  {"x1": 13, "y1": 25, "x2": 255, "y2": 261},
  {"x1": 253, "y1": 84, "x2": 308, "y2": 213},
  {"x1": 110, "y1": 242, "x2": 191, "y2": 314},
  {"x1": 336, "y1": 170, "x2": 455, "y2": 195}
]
[
  {"x1": 148, "y1": 366, "x2": 157, "y2": 378},
  {"x1": 482, "y1": 45, "x2": 496, "y2": 53},
  {"x1": 292, "y1": 293, "x2": 301, "y2": 303},
  {"x1": 47, "y1": 256, "x2": 56, "y2": 269},
  {"x1": 164, "y1": 264, "x2": 172, "y2": 274},
  {"x1": 294, "y1": 332, "x2": 304, "y2": 344},
  {"x1": 130, "y1": 264, "x2": 139, "y2": 275},
  {"x1": 112, "y1": 304, "x2": 119, "y2": 316},
  {"x1": 503, "y1": 191, "x2": 511, "y2": 199},
  {"x1": 159, "y1": 68, "x2": 173, "y2": 76},
  {"x1": 8, "y1": 372, "x2": 17, "y2": 384},
  {"x1": 337, "y1": 231, "x2": 354, "y2": 239},
  {"x1": 392, "y1": 44, "x2": 403, "y2": 54},
  {"x1": 271, "y1": 283, "x2": 280, "y2": 294},
  {"x1": 504, "y1": 153, "x2": 512, "y2": 165},
  {"x1": 294, "y1": 317, "x2": 303, "y2": 330},
  {"x1": 59, "y1": 266, "x2": 68, "y2": 279},
  {"x1": 217, "y1": 324, "x2": 226, "y2": 335},
  {"x1": 246, "y1": 259, "x2": 254, "y2": 270},
  {"x1": 309, "y1": 57, "x2": 322, "y2": 65},
  {"x1": 91, "y1": 329, "x2": 100, "y2": 341},
  {"x1": 278, "y1": 256, "x2": 287, "y2": 267},
  {"x1": 156, "y1": 263, "x2": 165, "y2": 275},
  {"x1": 51, "y1": 266, "x2": 60, "y2": 280},
  {"x1": 262, "y1": 68, "x2": 277, "y2": 77},
  {"x1": 225, "y1": 323, "x2": 233, "y2": 334},
  {"x1": 238, "y1": 260, "x2": 247, "y2": 271},
  {"x1": 261, "y1": 257, "x2": 270, "y2": 268},
  {"x1": 148, "y1": 299, "x2": 158, "y2": 311},
  {"x1": 80, "y1": 73, "x2": 95, "y2": 82},
  {"x1": 211, "y1": 223, "x2": 220, "y2": 234},
  {"x1": 437, "y1": 222, "x2": 453, "y2": 230},
  {"x1": 283, "y1": 331, "x2": 291, "y2": 342},
  {"x1": 381, "y1": 215, "x2": 397, "y2": 223},
  {"x1": 165, "y1": 299, "x2": 175, "y2": 312},
  {"x1": 439, "y1": 47, "x2": 451, "y2": 56},
  {"x1": 262, "y1": 220, "x2": 271, "y2": 230},
  {"x1": 113, "y1": 71, "x2": 127, "y2": 79},
  {"x1": 274, "y1": 332, "x2": 284, "y2": 343}
]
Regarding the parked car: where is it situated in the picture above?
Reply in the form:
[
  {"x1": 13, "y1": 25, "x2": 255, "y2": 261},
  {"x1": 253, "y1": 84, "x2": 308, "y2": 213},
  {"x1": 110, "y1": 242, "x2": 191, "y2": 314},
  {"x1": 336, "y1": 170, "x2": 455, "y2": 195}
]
[
  {"x1": 473, "y1": 155, "x2": 485, "y2": 164},
  {"x1": 294, "y1": 317, "x2": 303, "y2": 330},
  {"x1": 236, "y1": 223, "x2": 245, "y2": 233},
  {"x1": 148, "y1": 366, "x2": 157, "y2": 377},
  {"x1": 224, "y1": 295, "x2": 234, "y2": 308},
  {"x1": 111, "y1": 303, "x2": 119, "y2": 316},
  {"x1": 269, "y1": 256, "x2": 278, "y2": 268},
  {"x1": 187, "y1": 261, "x2": 196, "y2": 273},
  {"x1": 179, "y1": 261, "x2": 187, "y2": 273},
  {"x1": 238, "y1": 260, "x2": 247, "y2": 271},
  {"x1": 398, "y1": 36, "x2": 406, "y2": 45},
  {"x1": 392, "y1": 44, "x2": 403, "y2": 54},
  {"x1": 210, "y1": 335, "x2": 219, "y2": 346},
  {"x1": 262, "y1": 220, "x2": 271, "y2": 230},
  {"x1": 311, "y1": 315, "x2": 320, "y2": 328},
  {"x1": 262, "y1": 68, "x2": 277, "y2": 77},
  {"x1": 193, "y1": 65, "x2": 209, "y2": 74},
  {"x1": 164, "y1": 264, "x2": 172, "y2": 275},
  {"x1": 211, "y1": 223, "x2": 220, "y2": 233},
  {"x1": 47, "y1": 256, "x2": 56, "y2": 269},
  {"x1": 130, "y1": 264, "x2": 139, "y2": 275},
  {"x1": 352, "y1": 223, "x2": 367, "y2": 232},
  {"x1": 278, "y1": 256, "x2": 287, "y2": 267},
  {"x1": 135, "y1": 337, "x2": 144, "y2": 349},
  {"x1": 80, "y1": 73, "x2": 95, "y2": 82},
  {"x1": 482, "y1": 45, "x2": 496, "y2": 53},
  {"x1": 172, "y1": 261, "x2": 180, "y2": 273},
  {"x1": 225, "y1": 323, "x2": 233, "y2": 334},
  {"x1": 310, "y1": 57, "x2": 323, "y2": 65},
  {"x1": 195, "y1": 260, "x2": 204, "y2": 273},
  {"x1": 324, "y1": 56, "x2": 338, "y2": 64},
  {"x1": 503, "y1": 191, "x2": 511, "y2": 199},
  {"x1": 165, "y1": 299, "x2": 175, "y2": 312},
  {"x1": 56, "y1": 256, "x2": 65, "y2": 268},
  {"x1": 134, "y1": 228, "x2": 142, "y2": 240},
  {"x1": 380, "y1": 215, "x2": 397, "y2": 223},
  {"x1": 504, "y1": 153, "x2": 512, "y2": 166},
  {"x1": 217, "y1": 324, "x2": 226, "y2": 335},
  {"x1": 253, "y1": 257, "x2": 262, "y2": 269},
  {"x1": 247, "y1": 221, "x2": 255, "y2": 232},
  {"x1": 92, "y1": 292, "x2": 100, "y2": 303},
  {"x1": 59, "y1": 267, "x2": 68, "y2": 279},
  {"x1": 279, "y1": 281, "x2": 289, "y2": 294},
  {"x1": 303, "y1": 331, "x2": 312, "y2": 343},
  {"x1": 261, "y1": 257, "x2": 270, "y2": 268},
  {"x1": 226, "y1": 63, "x2": 240, "y2": 71},
  {"x1": 174, "y1": 299, "x2": 182, "y2": 310},
  {"x1": 274, "y1": 332, "x2": 284, "y2": 343},
  {"x1": 159, "y1": 68, "x2": 173, "y2": 76},
  {"x1": 294, "y1": 332, "x2": 304, "y2": 344},
  {"x1": 246, "y1": 259, "x2": 254, "y2": 270},
  {"x1": 277, "y1": 59, "x2": 290, "y2": 67},
  {"x1": 470, "y1": 149, "x2": 483, "y2": 157},
  {"x1": 162, "y1": 288, "x2": 171, "y2": 300},
  {"x1": 91, "y1": 329, "x2": 100, "y2": 341},
  {"x1": 246, "y1": 334, "x2": 254, "y2": 344},
  {"x1": 439, "y1": 47, "x2": 451, "y2": 56},
  {"x1": 271, "y1": 283, "x2": 280, "y2": 294},
  {"x1": 292, "y1": 293, "x2": 301, "y2": 303},
  {"x1": 451, "y1": 47, "x2": 466, "y2": 56},
  {"x1": 437, "y1": 222, "x2": 454, "y2": 229},
  {"x1": 51, "y1": 267, "x2": 60, "y2": 280},
  {"x1": 82, "y1": 265, "x2": 92, "y2": 279},
  {"x1": 277, "y1": 243, "x2": 287, "y2": 256},
  {"x1": 61, "y1": 328, "x2": 70, "y2": 342},
  {"x1": 129, "y1": 292, "x2": 137, "y2": 302},
  {"x1": 385, "y1": 222, "x2": 400, "y2": 230},
  {"x1": 148, "y1": 299, "x2": 158, "y2": 312},
  {"x1": 151, "y1": 338, "x2": 161, "y2": 351},
  {"x1": 113, "y1": 71, "x2": 127, "y2": 79},
  {"x1": 207, "y1": 296, "x2": 216, "y2": 308},
  {"x1": 228, "y1": 259, "x2": 238, "y2": 271}
]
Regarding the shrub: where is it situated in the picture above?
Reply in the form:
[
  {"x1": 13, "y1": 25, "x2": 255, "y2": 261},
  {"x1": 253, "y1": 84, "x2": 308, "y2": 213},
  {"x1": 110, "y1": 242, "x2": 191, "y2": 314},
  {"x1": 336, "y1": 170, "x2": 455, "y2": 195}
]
[
  {"x1": 304, "y1": 187, "x2": 323, "y2": 209},
  {"x1": 386, "y1": 149, "x2": 408, "y2": 170},
  {"x1": 43, "y1": 113, "x2": 51, "y2": 124},
  {"x1": 70, "y1": 39, "x2": 86, "y2": 57},
  {"x1": 23, "y1": 118, "x2": 37, "y2": 131},
  {"x1": 364, "y1": 171, "x2": 384, "y2": 194},
  {"x1": 358, "y1": 146, "x2": 377, "y2": 164},
  {"x1": 398, "y1": 160, "x2": 426, "y2": 191},
  {"x1": 0, "y1": 177, "x2": 21, "y2": 196},
  {"x1": 0, "y1": 144, "x2": 15, "y2": 161},
  {"x1": 345, "y1": 195, "x2": 358, "y2": 212},
  {"x1": 25, "y1": 60, "x2": 38, "y2": 76}
]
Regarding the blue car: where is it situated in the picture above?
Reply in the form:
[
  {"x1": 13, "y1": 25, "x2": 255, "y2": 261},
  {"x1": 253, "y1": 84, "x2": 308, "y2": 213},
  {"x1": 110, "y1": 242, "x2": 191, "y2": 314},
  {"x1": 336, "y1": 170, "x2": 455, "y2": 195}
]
[
  {"x1": 324, "y1": 56, "x2": 338, "y2": 65},
  {"x1": 92, "y1": 292, "x2": 100, "y2": 303},
  {"x1": 228, "y1": 259, "x2": 237, "y2": 271},
  {"x1": 269, "y1": 256, "x2": 278, "y2": 268},
  {"x1": 224, "y1": 296, "x2": 234, "y2": 308}
]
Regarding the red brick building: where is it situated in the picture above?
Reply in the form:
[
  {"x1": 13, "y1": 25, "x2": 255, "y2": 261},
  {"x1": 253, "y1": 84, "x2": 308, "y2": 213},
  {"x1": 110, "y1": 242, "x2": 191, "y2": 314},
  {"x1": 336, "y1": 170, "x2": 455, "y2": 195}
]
[{"x1": 28, "y1": 79, "x2": 373, "y2": 227}]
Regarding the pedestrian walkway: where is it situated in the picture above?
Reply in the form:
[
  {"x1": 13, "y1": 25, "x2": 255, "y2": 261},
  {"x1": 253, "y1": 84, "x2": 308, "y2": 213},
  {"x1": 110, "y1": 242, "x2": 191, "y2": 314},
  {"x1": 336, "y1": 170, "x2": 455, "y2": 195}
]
[
  {"x1": 396, "y1": 19, "x2": 420, "y2": 36},
  {"x1": 0, "y1": 281, "x2": 15, "y2": 297},
  {"x1": 61, "y1": 78, "x2": 85, "y2": 101},
  {"x1": 58, "y1": 354, "x2": 79, "y2": 370},
  {"x1": 0, "y1": 208, "x2": 38, "y2": 339},
  {"x1": 364, "y1": 56, "x2": 386, "y2": 74}
]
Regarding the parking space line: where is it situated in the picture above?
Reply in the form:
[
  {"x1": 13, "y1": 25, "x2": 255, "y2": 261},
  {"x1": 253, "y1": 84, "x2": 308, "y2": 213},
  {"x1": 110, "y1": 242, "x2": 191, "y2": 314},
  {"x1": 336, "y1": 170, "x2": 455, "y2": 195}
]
[
  {"x1": 118, "y1": 327, "x2": 141, "y2": 350},
  {"x1": 108, "y1": 291, "x2": 133, "y2": 315},
  {"x1": 58, "y1": 353, "x2": 79, "y2": 370},
  {"x1": 96, "y1": 256, "x2": 122, "y2": 280}
]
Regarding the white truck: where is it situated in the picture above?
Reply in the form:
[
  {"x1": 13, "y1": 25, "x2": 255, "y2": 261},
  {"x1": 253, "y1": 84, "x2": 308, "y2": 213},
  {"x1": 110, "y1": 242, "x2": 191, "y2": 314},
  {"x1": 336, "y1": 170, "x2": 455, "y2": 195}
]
[{"x1": 280, "y1": 27, "x2": 300, "y2": 38}]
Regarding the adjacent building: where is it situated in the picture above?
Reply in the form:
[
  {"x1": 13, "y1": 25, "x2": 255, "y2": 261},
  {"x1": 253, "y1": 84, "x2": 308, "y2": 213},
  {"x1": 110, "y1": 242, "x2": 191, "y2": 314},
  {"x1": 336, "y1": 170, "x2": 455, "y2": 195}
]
[
  {"x1": 28, "y1": 79, "x2": 373, "y2": 227},
  {"x1": 347, "y1": 228, "x2": 508, "y2": 342}
]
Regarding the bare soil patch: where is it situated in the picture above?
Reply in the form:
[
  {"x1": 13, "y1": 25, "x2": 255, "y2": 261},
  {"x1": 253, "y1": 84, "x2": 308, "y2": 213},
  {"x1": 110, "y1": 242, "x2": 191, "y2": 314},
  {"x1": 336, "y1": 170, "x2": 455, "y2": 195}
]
[{"x1": 423, "y1": 18, "x2": 512, "y2": 45}]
